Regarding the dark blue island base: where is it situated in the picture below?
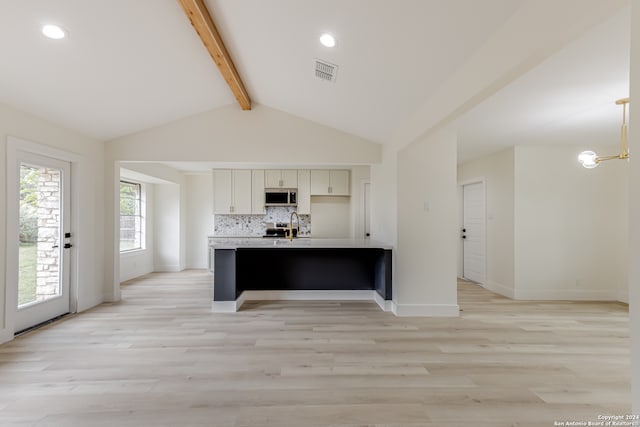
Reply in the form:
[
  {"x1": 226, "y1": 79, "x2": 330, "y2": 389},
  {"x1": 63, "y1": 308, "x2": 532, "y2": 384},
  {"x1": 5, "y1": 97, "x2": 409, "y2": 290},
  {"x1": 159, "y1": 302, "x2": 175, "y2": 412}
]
[{"x1": 213, "y1": 246, "x2": 392, "y2": 312}]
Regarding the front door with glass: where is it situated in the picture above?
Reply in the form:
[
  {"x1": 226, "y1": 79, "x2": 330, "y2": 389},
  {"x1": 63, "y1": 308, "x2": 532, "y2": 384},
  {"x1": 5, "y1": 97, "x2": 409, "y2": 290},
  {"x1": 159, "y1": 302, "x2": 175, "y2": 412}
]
[{"x1": 13, "y1": 152, "x2": 71, "y2": 333}]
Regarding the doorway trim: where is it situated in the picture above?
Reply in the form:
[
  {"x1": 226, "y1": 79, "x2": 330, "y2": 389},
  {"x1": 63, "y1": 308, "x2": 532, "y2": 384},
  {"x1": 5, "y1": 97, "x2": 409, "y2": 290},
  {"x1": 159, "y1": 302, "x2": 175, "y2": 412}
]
[
  {"x1": 4, "y1": 136, "x2": 80, "y2": 338},
  {"x1": 458, "y1": 177, "x2": 486, "y2": 286},
  {"x1": 360, "y1": 179, "x2": 371, "y2": 239}
]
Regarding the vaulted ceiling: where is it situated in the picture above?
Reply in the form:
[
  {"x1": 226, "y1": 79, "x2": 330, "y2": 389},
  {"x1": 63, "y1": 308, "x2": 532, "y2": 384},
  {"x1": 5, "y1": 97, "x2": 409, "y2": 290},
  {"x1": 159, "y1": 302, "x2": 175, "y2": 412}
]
[{"x1": 0, "y1": 0, "x2": 631, "y2": 163}]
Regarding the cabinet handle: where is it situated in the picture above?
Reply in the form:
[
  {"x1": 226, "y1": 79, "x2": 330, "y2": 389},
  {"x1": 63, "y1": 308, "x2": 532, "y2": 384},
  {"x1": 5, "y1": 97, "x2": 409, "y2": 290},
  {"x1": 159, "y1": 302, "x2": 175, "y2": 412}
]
[
  {"x1": 279, "y1": 179, "x2": 283, "y2": 187},
  {"x1": 230, "y1": 206, "x2": 234, "y2": 213},
  {"x1": 328, "y1": 186, "x2": 332, "y2": 194}
]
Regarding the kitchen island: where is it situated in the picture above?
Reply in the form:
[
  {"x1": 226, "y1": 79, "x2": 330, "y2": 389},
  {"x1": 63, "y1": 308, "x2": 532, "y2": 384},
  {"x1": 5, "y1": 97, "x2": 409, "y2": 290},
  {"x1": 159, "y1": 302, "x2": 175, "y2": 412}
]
[{"x1": 210, "y1": 238, "x2": 393, "y2": 312}]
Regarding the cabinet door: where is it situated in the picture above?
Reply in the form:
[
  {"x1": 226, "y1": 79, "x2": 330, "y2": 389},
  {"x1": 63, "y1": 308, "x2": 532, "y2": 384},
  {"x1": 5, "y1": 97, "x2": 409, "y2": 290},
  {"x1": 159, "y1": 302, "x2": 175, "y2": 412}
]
[
  {"x1": 252, "y1": 169, "x2": 265, "y2": 214},
  {"x1": 281, "y1": 170, "x2": 298, "y2": 188},
  {"x1": 297, "y1": 170, "x2": 311, "y2": 215},
  {"x1": 310, "y1": 170, "x2": 330, "y2": 195},
  {"x1": 330, "y1": 170, "x2": 350, "y2": 196},
  {"x1": 232, "y1": 170, "x2": 252, "y2": 214},
  {"x1": 213, "y1": 169, "x2": 232, "y2": 214},
  {"x1": 265, "y1": 170, "x2": 282, "y2": 188}
]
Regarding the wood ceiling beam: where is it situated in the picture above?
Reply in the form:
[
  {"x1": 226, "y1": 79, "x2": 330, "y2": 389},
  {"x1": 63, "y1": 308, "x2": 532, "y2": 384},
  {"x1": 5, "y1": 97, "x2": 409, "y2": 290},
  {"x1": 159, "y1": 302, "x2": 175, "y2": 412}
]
[{"x1": 177, "y1": 0, "x2": 251, "y2": 110}]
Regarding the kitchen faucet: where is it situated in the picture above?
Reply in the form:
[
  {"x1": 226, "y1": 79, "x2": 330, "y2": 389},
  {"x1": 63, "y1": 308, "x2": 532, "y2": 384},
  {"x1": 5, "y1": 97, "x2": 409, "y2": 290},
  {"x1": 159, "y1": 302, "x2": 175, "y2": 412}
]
[{"x1": 288, "y1": 211, "x2": 300, "y2": 241}]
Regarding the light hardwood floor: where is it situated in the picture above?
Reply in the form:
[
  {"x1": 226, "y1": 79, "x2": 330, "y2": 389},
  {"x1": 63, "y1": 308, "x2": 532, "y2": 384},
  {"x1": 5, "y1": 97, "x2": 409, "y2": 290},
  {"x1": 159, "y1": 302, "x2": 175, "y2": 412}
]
[{"x1": 0, "y1": 271, "x2": 631, "y2": 426}]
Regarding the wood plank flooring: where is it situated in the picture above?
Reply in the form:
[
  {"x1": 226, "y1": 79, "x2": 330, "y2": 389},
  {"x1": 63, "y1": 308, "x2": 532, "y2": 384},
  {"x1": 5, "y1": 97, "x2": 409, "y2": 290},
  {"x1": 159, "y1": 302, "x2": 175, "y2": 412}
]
[{"x1": 0, "y1": 271, "x2": 631, "y2": 426}]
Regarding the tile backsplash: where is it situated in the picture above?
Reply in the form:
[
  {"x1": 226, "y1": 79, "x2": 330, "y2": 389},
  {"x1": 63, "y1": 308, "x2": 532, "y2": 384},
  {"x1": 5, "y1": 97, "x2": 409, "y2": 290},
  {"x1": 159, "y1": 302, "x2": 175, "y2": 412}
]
[{"x1": 213, "y1": 206, "x2": 311, "y2": 237}]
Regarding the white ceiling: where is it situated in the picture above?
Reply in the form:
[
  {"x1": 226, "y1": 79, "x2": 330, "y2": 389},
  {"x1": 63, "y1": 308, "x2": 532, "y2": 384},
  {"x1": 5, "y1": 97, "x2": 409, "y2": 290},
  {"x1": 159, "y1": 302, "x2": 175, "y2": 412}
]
[
  {"x1": 0, "y1": 1, "x2": 631, "y2": 165},
  {"x1": 455, "y1": 7, "x2": 630, "y2": 163},
  {"x1": 0, "y1": 0, "x2": 235, "y2": 140}
]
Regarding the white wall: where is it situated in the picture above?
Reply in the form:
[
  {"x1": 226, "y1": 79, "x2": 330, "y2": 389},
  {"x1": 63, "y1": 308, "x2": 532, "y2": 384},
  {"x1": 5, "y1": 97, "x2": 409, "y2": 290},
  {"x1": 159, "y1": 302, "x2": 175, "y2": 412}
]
[
  {"x1": 153, "y1": 184, "x2": 183, "y2": 272},
  {"x1": 115, "y1": 162, "x2": 188, "y2": 275},
  {"x1": 628, "y1": 0, "x2": 639, "y2": 413},
  {"x1": 458, "y1": 145, "x2": 628, "y2": 302},
  {"x1": 370, "y1": 144, "x2": 398, "y2": 246},
  {"x1": 186, "y1": 173, "x2": 213, "y2": 268},
  {"x1": 0, "y1": 102, "x2": 105, "y2": 344},
  {"x1": 514, "y1": 145, "x2": 628, "y2": 301},
  {"x1": 119, "y1": 183, "x2": 155, "y2": 282},
  {"x1": 107, "y1": 104, "x2": 381, "y2": 164},
  {"x1": 118, "y1": 163, "x2": 188, "y2": 278},
  {"x1": 310, "y1": 197, "x2": 351, "y2": 238},
  {"x1": 458, "y1": 148, "x2": 515, "y2": 297},
  {"x1": 395, "y1": 128, "x2": 459, "y2": 316}
]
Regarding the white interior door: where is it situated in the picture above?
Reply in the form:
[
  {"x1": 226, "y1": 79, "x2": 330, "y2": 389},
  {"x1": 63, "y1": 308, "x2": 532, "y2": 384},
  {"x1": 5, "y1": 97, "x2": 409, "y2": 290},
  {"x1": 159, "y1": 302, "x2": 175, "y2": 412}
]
[
  {"x1": 10, "y1": 151, "x2": 72, "y2": 333},
  {"x1": 462, "y1": 182, "x2": 485, "y2": 284}
]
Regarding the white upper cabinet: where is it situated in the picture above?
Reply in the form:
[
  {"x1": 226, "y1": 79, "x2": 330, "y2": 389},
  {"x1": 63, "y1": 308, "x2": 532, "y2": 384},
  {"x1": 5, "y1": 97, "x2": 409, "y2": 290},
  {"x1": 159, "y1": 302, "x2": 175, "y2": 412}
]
[
  {"x1": 297, "y1": 169, "x2": 311, "y2": 215},
  {"x1": 232, "y1": 170, "x2": 252, "y2": 214},
  {"x1": 310, "y1": 170, "x2": 350, "y2": 196},
  {"x1": 310, "y1": 170, "x2": 330, "y2": 195},
  {"x1": 265, "y1": 169, "x2": 298, "y2": 188},
  {"x1": 213, "y1": 169, "x2": 232, "y2": 214},
  {"x1": 329, "y1": 170, "x2": 350, "y2": 195},
  {"x1": 252, "y1": 170, "x2": 265, "y2": 214},
  {"x1": 212, "y1": 169, "x2": 252, "y2": 214}
]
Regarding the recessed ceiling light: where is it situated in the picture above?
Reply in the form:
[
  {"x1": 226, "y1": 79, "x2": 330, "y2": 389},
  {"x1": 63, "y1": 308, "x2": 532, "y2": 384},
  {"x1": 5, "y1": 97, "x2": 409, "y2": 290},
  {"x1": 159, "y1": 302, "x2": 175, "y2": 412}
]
[
  {"x1": 320, "y1": 33, "x2": 336, "y2": 48},
  {"x1": 42, "y1": 24, "x2": 66, "y2": 39}
]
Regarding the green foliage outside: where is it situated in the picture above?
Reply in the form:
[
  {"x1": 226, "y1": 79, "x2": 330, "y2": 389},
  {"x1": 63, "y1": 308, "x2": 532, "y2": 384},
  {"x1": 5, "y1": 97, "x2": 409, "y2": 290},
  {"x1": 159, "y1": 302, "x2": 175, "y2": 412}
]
[
  {"x1": 19, "y1": 244, "x2": 37, "y2": 305},
  {"x1": 120, "y1": 181, "x2": 141, "y2": 251},
  {"x1": 18, "y1": 166, "x2": 39, "y2": 305},
  {"x1": 20, "y1": 166, "x2": 39, "y2": 243},
  {"x1": 120, "y1": 181, "x2": 139, "y2": 215}
]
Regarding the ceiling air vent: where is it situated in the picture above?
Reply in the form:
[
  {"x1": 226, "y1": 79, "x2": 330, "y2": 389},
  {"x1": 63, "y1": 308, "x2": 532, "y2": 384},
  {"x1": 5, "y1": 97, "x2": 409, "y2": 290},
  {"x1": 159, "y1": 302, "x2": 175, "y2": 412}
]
[{"x1": 314, "y1": 59, "x2": 338, "y2": 83}]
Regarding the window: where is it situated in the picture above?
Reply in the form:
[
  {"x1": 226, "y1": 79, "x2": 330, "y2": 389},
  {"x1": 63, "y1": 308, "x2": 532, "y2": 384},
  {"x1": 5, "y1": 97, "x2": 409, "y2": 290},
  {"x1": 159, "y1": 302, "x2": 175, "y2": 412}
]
[{"x1": 120, "y1": 181, "x2": 144, "y2": 252}]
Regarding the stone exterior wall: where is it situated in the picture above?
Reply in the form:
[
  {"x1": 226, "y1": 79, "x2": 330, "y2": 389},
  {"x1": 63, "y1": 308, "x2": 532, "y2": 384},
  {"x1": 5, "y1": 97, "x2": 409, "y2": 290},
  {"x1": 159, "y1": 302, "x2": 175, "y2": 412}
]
[{"x1": 36, "y1": 168, "x2": 61, "y2": 301}]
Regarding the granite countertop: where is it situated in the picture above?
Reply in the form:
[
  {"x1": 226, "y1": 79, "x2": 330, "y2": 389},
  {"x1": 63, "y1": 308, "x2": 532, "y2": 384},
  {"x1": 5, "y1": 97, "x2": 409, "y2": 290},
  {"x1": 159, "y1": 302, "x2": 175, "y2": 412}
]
[{"x1": 209, "y1": 238, "x2": 393, "y2": 250}]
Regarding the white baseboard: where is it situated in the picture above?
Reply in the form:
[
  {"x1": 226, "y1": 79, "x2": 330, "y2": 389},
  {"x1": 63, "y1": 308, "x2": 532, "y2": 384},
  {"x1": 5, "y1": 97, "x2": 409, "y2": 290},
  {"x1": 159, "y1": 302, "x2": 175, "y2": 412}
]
[
  {"x1": 514, "y1": 288, "x2": 619, "y2": 301},
  {"x1": 153, "y1": 265, "x2": 182, "y2": 272},
  {"x1": 120, "y1": 266, "x2": 154, "y2": 283},
  {"x1": 485, "y1": 280, "x2": 515, "y2": 299},
  {"x1": 373, "y1": 292, "x2": 394, "y2": 312},
  {"x1": 211, "y1": 290, "x2": 393, "y2": 313},
  {"x1": 393, "y1": 303, "x2": 460, "y2": 317},
  {"x1": 617, "y1": 289, "x2": 629, "y2": 304},
  {"x1": 76, "y1": 293, "x2": 106, "y2": 313},
  {"x1": 0, "y1": 327, "x2": 12, "y2": 345},
  {"x1": 242, "y1": 290, "x2": 376, "y2": 301},
  {"x1": 212, "y1": 293, "x2": 246, "y2": 313}
]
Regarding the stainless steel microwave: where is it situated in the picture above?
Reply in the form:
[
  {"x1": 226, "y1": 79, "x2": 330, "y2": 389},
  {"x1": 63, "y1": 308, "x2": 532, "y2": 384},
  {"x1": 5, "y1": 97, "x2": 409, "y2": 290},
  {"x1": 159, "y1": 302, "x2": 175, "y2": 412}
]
[{"x1": 264, "y1": 188, "x2": 297, "y2": 206}]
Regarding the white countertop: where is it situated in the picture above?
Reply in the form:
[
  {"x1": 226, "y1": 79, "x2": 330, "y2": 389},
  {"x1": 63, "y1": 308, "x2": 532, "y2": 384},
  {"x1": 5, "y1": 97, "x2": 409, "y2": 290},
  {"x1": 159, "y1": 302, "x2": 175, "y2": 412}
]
[{"x1": 209, "y1": 238, "x2": 393, "y2": 250}]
